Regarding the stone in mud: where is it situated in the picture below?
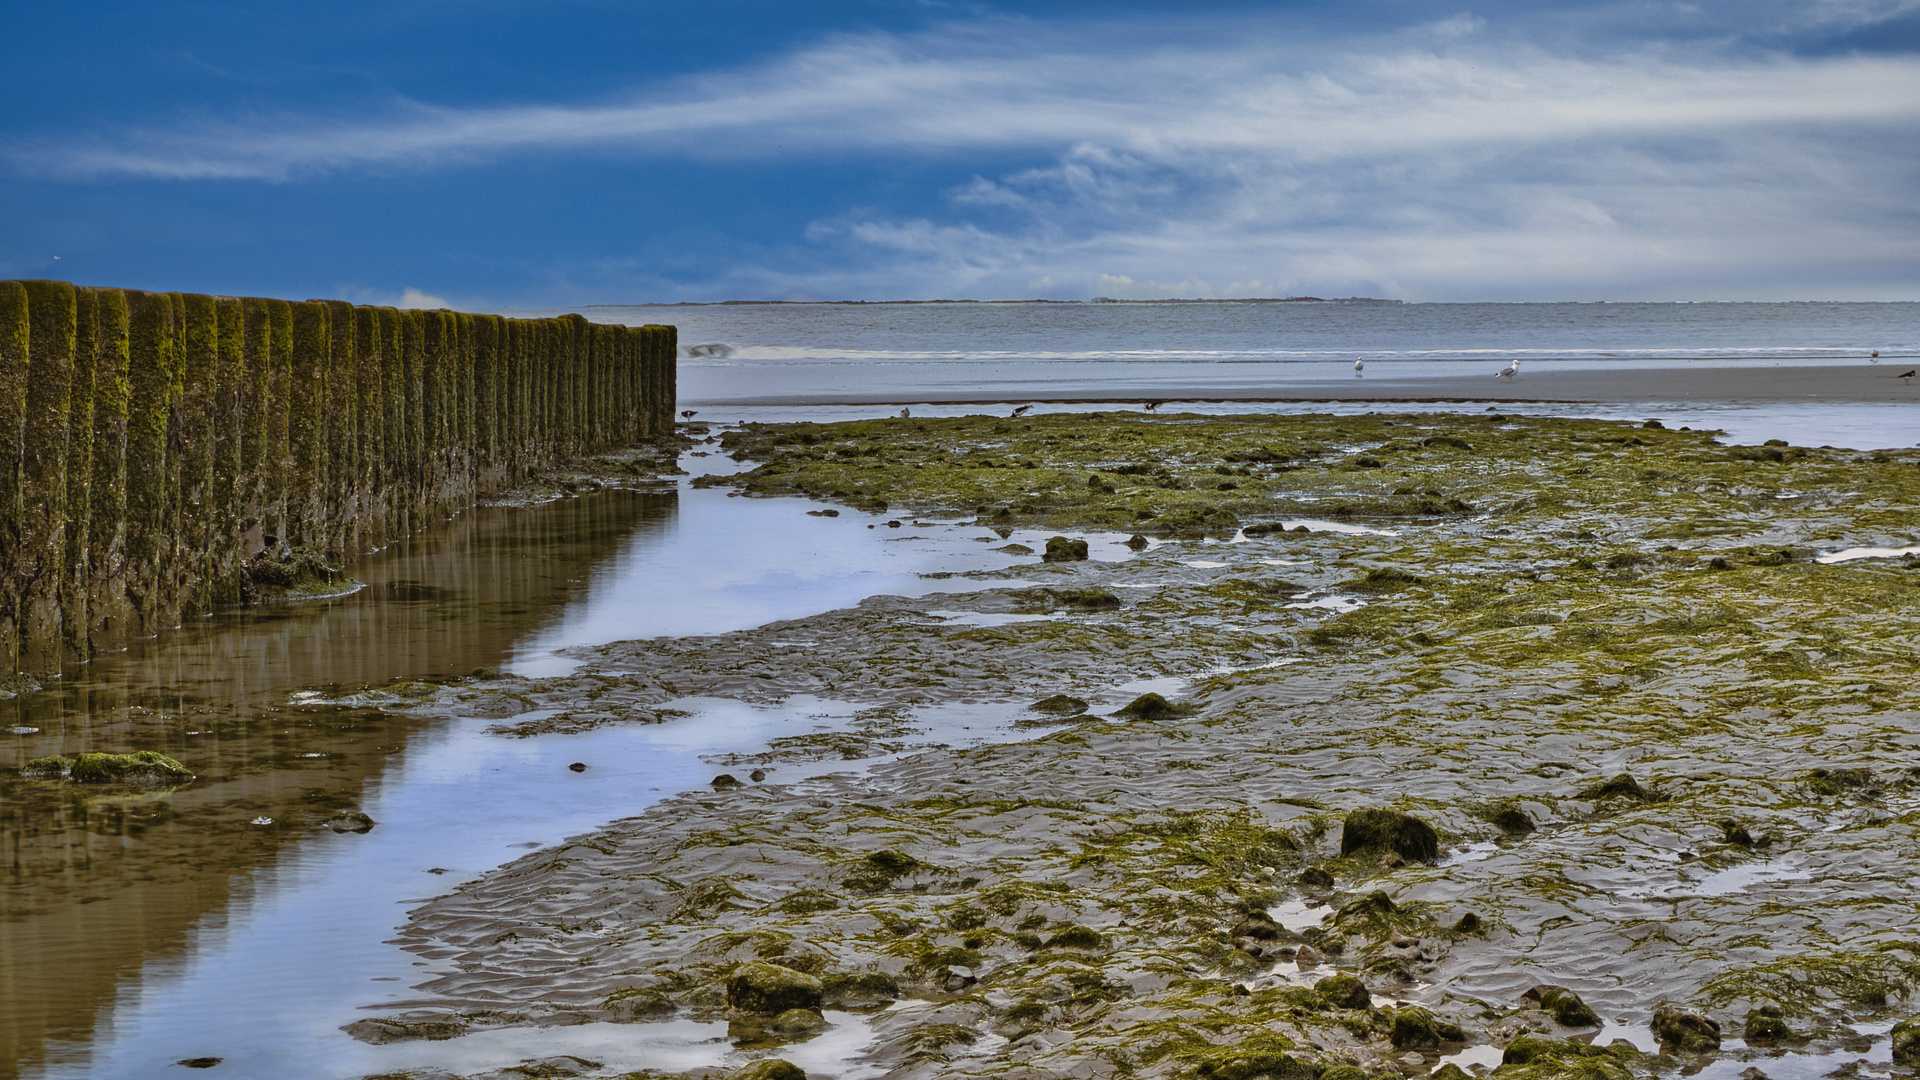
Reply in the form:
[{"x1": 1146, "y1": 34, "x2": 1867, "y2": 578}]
[
  {"x1": 1029, "y1": 694, "x2": 1091, "y2": 715},
  {"x1": 1124, "y1": 533, "x2": 1149, "y2": 549},
  {"x1": 68, "y1": 751, "x2": 194, "y2": 784},
  {"x1": 1315, "y1": 973, "x2": 1371, "y2": 1009},
  {"x1": 1743, "y1": 1004, "x2": 1791, "y2": 1044},
  {"x1": 1388, "y1": 1006, "x2": 1464, "y2": 1049},
  {"x1": 1579, "y1": 773, "x2": 1655, "y2": 802},
  {"x1": 1297, "y1": 866, "x2": 1335, "y2": 889},
  {"x1": 1521, "y1": 984, "x2": 1601, "y2": 1027},
  {"x1": 769, "y1": 1008, "x2": 828, "y2": 1036},
  {"x1": 1649, "y1": 1003, "x2": 1720, "y2": 1052},
  {"x1": 1719, "y1": 819, "x2": 1755, "y2": 847},
  {"x1": 731, "y1": 1060, "x2": 809, "y2": 1080},
  {"x1": 1230, "y1": 914, "x2": 1285, "y2": 941},
  {"x1": 1482, "y1": 799, "x2": 1535, "y2": 834},
  {"x1": 1042, "y1": 536, "x2": 1090, "y2": 562},
  {"x1": 1347, "y1": 567, "x2": 1427, "y2": 592},
  {"x1": 1891, "y1": 1017, "x2": 1920, "y2": 1062},
  {"x1": 1044, "y1": 924, "x2": 1104, "y2": 949},
  {"x1": 1112, "y1": 692, "x2": 1193, "y2": 720},
  {"x1": 600, "y1": 988, "x2": 675, "y2": 1021},
  {"x1": 806, "y1": 509, "x2": 839, "y2": 517},
  {"x1": 20, "y1": 755, "x2": 72, "y2": 779},
  {"x1": 568, "y1": 761, "x2": 587, "y2": 772},
  {"x1": 1339, "y1": 808, "x2": 1440, "y2": 863},
  {"x1": 994, "y1": 543, "x2": 1034, "y2": 555},
  {"x1": 821, "y1": 972, "x2": 899, "y2": 1008},
  {"x1": 325, "y1": 810, "x2": 376, "y2": 834},
  {"x1": 712, "y1": 773, "x2": 743, "y2": 790},
  {"x1": 1293, "y1": 943, "x2": 1322, "y2": 968},
  {"x1": 727, "y1": 961, "x2": 825, "y2": 1014}
]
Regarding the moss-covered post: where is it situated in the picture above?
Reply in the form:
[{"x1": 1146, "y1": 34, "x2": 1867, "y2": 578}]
[
  {"x1": 16, "y1": 281, "x2": 76, "y2": 670},
  {"x1": 285, "y1": 301, "x2": 331, "y2": 548},
  {"x1": 503, "y1": 318, "x2": 526, "y2": 475},
  {"x1": 175, "y1": 292, "x2": 219, "y2": 615},
  {"x1": 239, "y1": 298, "x2": 271, "y2": 547},
  {"x1": 86, "y1": 288, "x2": 130, "y2": 641},
  {"x1": 352, "y1": 304, "x2": 383, "y2": 546},
  {"x1": 400, "y1": 308, "x2": 426, "y2": 528},
  {"x1": 209, "y1": 296, "x2": 245, "y2": 603},
  {"x1": 62, "y1": 287, "x2": 99, "y2": 656},
  {"x1": 470, "y1": 314, "x2": 497, "y2": 486},
  {"x1": 0, "y1": 281, "x2": 28, "y2": 673},
  {"x1": 377, "y1": 307, "x2": 405, "y2": 533},
  {"x1": 124, "y1": 290, "x2": 178, "y2": 633},
  {"x1": 321, "y1": 299, "x2": 356, "y2": 559},
  {"x1": 263, "y1": 299, "x2": 294, "y2": 543}
]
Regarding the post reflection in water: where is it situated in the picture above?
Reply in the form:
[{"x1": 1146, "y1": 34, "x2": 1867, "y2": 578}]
[{"x1": 0, "y1": 490, "x2": 676, "y2": 1080}]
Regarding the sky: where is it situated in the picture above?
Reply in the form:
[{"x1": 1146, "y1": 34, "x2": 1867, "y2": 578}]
[{"x1": 2, "y1": 0, "x2": 1918, "y2": 305}]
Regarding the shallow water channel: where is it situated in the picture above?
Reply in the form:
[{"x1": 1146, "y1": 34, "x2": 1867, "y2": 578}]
[{"x1": 0, "y1": 447, "x2": 1167, "y2": 1080}]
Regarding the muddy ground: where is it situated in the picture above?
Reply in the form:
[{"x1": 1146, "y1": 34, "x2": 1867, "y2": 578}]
[{"x1": 359, "y1": 411, "x2": 1920, "y2": 1080}]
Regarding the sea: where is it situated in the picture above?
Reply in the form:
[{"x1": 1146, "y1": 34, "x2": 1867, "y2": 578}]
[{"x1": 499, "y1": 299, "x2": 1920, "y2": 448}]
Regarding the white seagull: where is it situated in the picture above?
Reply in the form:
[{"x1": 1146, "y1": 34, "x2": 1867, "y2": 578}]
[
  {"x1": 1353, "y1": 358, "x2": 1364, "y2": 377},
  {"x1": 1495, "y1": 360, "x2": 1520, "y2": 380}
]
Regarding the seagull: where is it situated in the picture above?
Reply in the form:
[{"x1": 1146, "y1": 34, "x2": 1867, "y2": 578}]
[
  {"x1": 679, "y1": 410, "x2": 698, "y2": 419},
  {"x1": 1900, "y1": 370, "x2": 1916, "y2": 384},
  {"x1": 899, "y1": 407, "x2": 911, "y2": 419},
  {"x1": 1354, "y1": 358, "x2": 1364, "y2": 378},
  {"x1": 1871, "y1": 350, "x2": 1880, "y2": 360},
  {"x1": 1010, "y1": 404, "x2": 1032, "y2": 418},
  {"x1": 1495, "y1": 360, "x2": 1520, "y2": 380}
]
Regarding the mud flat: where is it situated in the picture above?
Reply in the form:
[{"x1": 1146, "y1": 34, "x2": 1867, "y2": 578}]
[{"x1": 366, "y1": 411, "x2": 1920, "y2": 1080}]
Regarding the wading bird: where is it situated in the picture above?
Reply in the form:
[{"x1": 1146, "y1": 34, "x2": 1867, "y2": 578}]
[
  {"x1": 680, "y1": 410, "x2": 698, "y2": 419},
  {"x1": 899, "y1": 407, "x2": 911, "y2": 419},
  {"x1": 1143, "y1": 401, "x2": 1161, "y2": 412},
  {"x1": 1010, "y1": 404, "x2": 1032, "y2": 417},
  {"x1": 1900, "y1": 370, "x2": 1916, "y2": 384},
  {"x1": 1354, "y1": 358, "x2": 1364, "y2": 377},
  {"x1": 1495, "y1": 360, "x2": 1520, "y2": 380},
  {"x1": 1871, "y1": 350, "x2": 1880, "y2": 360}
]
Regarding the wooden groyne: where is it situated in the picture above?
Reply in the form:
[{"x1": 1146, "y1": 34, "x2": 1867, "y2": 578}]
[{"x1": 0, "y1": 280, "x2": 676, "y2": 679}]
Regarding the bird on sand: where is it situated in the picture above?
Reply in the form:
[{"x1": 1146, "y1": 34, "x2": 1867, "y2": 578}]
[
  {"x1": 1010, "y1": 404, "x2": 1032, "y2": 418},
  {"x1": 1354, "y1": 358, "x2": 1364, "y2": 377},
  {"x1": 1495, "y1": 360, "x2": 1520, "y2": 380},
  {"x1": 899, "y1": 407, "x2": 911, "y2": 418},
  {"x1": 1871, "y1": 350, "x2": 1880, "y2": 360},
  {"x1": 1899, "y1": 370, "x2": 1916, "y2": 384},
  {"x1": 1143, "y1": 401, "x2": 1161, "y2": 412},
  {"x1": 680, "y1": 410, "x2": 698, "y2": 419}
]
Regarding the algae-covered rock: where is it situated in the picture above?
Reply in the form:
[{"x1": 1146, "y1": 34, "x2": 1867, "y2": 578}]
[
  {"x1": 325, "y1": 810, "x2": 376, "y2": 834},
  {"x1": 1743, "y1": 1003, "x2": 1791, "y2": 1044},
  {"x1": 600, "y1": 987, "x2": 675, "y2": 1021},
  {"x1": 1500, "y1": 1035, "x2": 1630, "y2": 1078},
  {"x1": 1029, "y1": 694, "x2": 1090, "y2": 715},
  {"x1": 68, "y1": 751, "x2": 194, "y2": 784},
  {"x1": 1521, "y1": 984, "x2": 1600, "y2": 1027},
  {"x1": 731, "y1": 1060, "x2": 809, "y2": 1080},
  {"x1": 1891, "y1": 1016, "x2": 1920, "y2": 1062},
  {"x1": 768, "y1": 1008, "x2": 827, "y2": 1036},
  {"x1": 1112, "y1": 692, "x2": 1193, "y2": 720},
  {"x1": 728, "y1": 961, "x2": 825, "y2": 1014},
  {"x1": 1481, "y1": 799, "x2": 1535, "y2": 835},
  {"x1": 1428, "y1": 1066, "x2": 1473, "y2": 1080},
  {"x1": 341, "y1": 1016, "x2": 469, "y2": 1044},
  {"x1": 1649, "y1": 1002, "x2": 1720, "y2": 1052},
  {"x1": 1578, "y1": 773, "x2": 1655, "y2": 803},
  {"x1": 1318, "y1": 1068, "x2": 1368, "y2": 1080},
  {"x1": 1388, "y1": 1006, "x2": 1464, "y2": 1049},
  {"x1": 1347, "y1": 567, "x2": 1427, "y2": 593},
  {"x1": 1043, "y1": 924, "x2": 1104, "y2": 950},
  {"x1": 821, "y1": 972, "x2": 899, "y2": 1008},
  {"x1": 1042, "y1": 536, "x2": 1090, "y2": 562},
  {"x1": 1339, "y1": 808, "x2": 1440, "y2": 863},
  {"x1": 20, "y1": 755, "x2": 72, "y2": 779},
  {"x1": 1191, "y1": 1049, "x2": 1316, "y2": 1080},
  {"x1": 1315, "y1": 973, "x2": 1371, "y2": 1009},
  {"x1": 1452, "y1": 912, "x2": 1483, "y2": 933}
]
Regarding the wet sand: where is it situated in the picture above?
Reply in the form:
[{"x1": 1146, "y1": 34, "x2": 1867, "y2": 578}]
[{"x1": 353, "y1": 412, "x2": 1920, "y2": 1080}]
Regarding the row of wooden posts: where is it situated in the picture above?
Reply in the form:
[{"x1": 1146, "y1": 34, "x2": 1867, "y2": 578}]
[{"x1": 0, "y1": 279, "x2": 677, "y2": 678}]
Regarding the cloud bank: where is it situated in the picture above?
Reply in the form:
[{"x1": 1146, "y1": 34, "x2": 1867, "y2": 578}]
[{"x1": 18, "y1": 18, "x2": 1920, "y2": 300}]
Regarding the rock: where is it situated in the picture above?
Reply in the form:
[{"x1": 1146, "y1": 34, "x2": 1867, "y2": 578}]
[
  {"x1": 1112, "y1": 693, "x2": 1193, "y2": 720},
  {"x1": 1719, "y1": 819, "x2": 1755, "y2": 847},
  {"x1": 1029, "y1": 694, "x2": 1091, "y2": 715},
  {"x1": 341, "y1": 1016, "x2": 470, "y2": 1044},
  {"x1": 712, "y1": 773, "x2": 743, "y2": 790},
  {"x1": 731, "y1": 1061, "x2": 809, "y2": 1080},
  {"x1": 1579, "y1": 773, "x2": 1654, "y2": 802},
  {"x1": 806, "y1": 509, "x2": 839, "y2": 517},
  {"x1": 1042, "y1": 536, "x2": 1090, "y2": 562},
  {"x1": 1347, "y1": 567, "x2": 1427, "y2": 592},
  {"x1": 567, "y1": 761, "x2": 587, "y2": 772},
  {"x1": 1293, "y1": 944, "x2": 1322, "y2": 968},
  {"x1": 1297, "y1": 867, "x2": 1335, "y2": 889},
  {"x1": 1230, "y1": 915, "x2": 1284, "y2": 941},
  {"x1": 1315, "y1": 973, "x2": 1371, "y2": 1009},
  {"x1": 750, "y1": 769, "x2": 767, "y2": 782},
  {"x1": 1044, "y1": 924, "x2": 1104, "y2": 950},
  {"x1": 600, "y1": 988, "x2": 675, "y2": 1021},
  {"x1": 994, "y1": 543, "x2": 1034, "y2": 555},
  {"x1": 1483, "y1": 800, "x2": 1535, "y2": 834},
  {"x1": 1650, "y1": 1003, "x2": 1720, "y2": 1052},
  {"x1": 821, "y1": 972, "x2": 899, "y2": 1008},
  {"x1": 325, "y1": 810, "x2": 376, "y2": 834},
  {"x1": 727, "y1": 962, "x2": 825, "y2": 1014},
  {"x1": 1452, "y1": 912, "x2": 1483, "y2": 933},
  {"x1": 1319, "y1": 1068, "x2": 1367, "y2": 1080},
  {"x1": 20, "y1": 755, "x2": 71, "y2": 779},
  {"x1": 1124, "y1": 533, "x2": 1149, "y2": 549},
  {"x1": 1389, "y1": 1006, "x2": 1465, "y2": 1049},
  {"x1": 1422, "y1": 435, "x2": 1473, "y2": 450},
  {"x1": 1643, "y1": 419, "x2": 1666, "y2": 429},
  {"x1": 67, "y1": 751, "x2": 194, "y2": 784},
  {"x1": 1501, "y1": 1035, "x2": 1617, "y2": 1069},
  {"x1": 1521, "y1": 984, "x2": 1600, "y2": 1027},
  {"x1": 1429, "y1": 1066, "x2": 1474, "y2": 1080},
  {"x1": 768, "y1": 1008, "x2": 828, "y2": 1036},
  {"x1": 1891, "y1": 1016, "x2": 1920, "y2": 1062},
  {"x1": 175, "y1": 1059, "x2": 222, "y2": 1069},
  {"x1": 1743, "y1": 1004, "x2": 1790, "y2": 1044},
  {"x1": 1340, "y1": 808, "x2": 1440, "y2": 863},
  {"x1": 942, "y1": 966, "x2": 978, "y2": 992}
]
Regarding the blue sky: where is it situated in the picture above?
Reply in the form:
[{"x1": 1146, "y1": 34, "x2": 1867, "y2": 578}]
[{"x1": 3, "y1": 0, "x2": 1918, "y2": 304}]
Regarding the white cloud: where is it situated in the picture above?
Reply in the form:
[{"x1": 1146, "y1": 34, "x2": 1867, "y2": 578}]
[{"x1": 399, "y1": 287, "x2": 452, "y2": 309}]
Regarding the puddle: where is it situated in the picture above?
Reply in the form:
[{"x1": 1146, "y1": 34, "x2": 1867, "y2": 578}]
[
  {"x1": 1185, "y1": 560, "x2": 1231, "y2": 569},
  {"x1": 1271, "y1": 519, "x2": 1402, "y2": 537},
  {"x1": 1285, "y1": 596, "x2": 1364, "y2": 613},
  {"x1": 1816, "y1": 544, "x2": 1920, "y2": 564},
  {"x1": 1436, "y1": 1042, "x2": 1505, "y2": 1071},
  {"x1": 923, "y1": 610, "x2": 1061, "y2": 629},
  {"x1": 1267, "y1": 899, "x2": 1331, "y2": 933}
]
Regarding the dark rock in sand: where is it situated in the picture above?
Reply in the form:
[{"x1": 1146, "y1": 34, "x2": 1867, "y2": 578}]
[
  {"x1": 806, "y1": 509, "x2": 839, "y2": 517},
  {"x1": 1580, "y1": 773, "x2": 1655, "y2": 802},
  {"x1": 325, "y1": 810, "x2": 376, "y2": 834},
  {"x1": 1650, "y1": 1003, "x2": 1721, "y2": 1052},
  {"x1": 1029, "y1": 694, "x2": 1091, "y2": 715},
  {"x1": 1230, "y1": 914, "x2": 1285, "y2": 942},
  {"x1": 1124, "y1": 533, "x2": 1149, "y2": 549},
  {"x1": 175, "y1": 1058, "x2": 222, "y2": 1069},
  {"x1": 1452, "y1": 912, "x2": 1483, "y2": 934},
  {"x1": 769, "y1": 1008, "x2": 828, "y2": 1036},
  {"x1": 821, "y1": 972, "x2": 899, "y2": 1008},
  {"x1": 1112, "y1": 692, "x2": 1193, "y2": 720},
  {"x1": 1042, "y1": 536, "x2": 1091, "y2": 562},
  {"x1": 1891, "y1": 1017, "x2": 1920, "y2": 1062},
  {"x1": 731, "y1": 1060, "x2": 809, "y2": 1080},
  {"x1": 994, "y1": 543, "x2": 1035, "y2": 555},
  {"x1": 1315, "y1": 973, "x2": 1371, "y2": 1009},
  {"x1": 1719, "y1": 819, "x2": 1755, "y2": 847},
  {"x1": 1482, "y1": 800, "x2": 1535, "y2": 834},
  {"x1": 712, "y1": 773, "x2": 743, "y2": 790},
  {"x1": 750, "y1": 769, "x2": 767, "y2": 782},
  {"x1": 1522, "y1": 984, "x2": 1601, "y2": 1027},
  {"x1": 568, "y1": 761, "x2": 587, "y2": 772},
  {"x1": 1744, "y1": 1004, "x2": 1792, "y2": 1044},
  {"x1": 1388, "y1": 1006, "x2": 1465, "y2": 1049},
  {"x1": 64, "y1": 751, "x2": 194, "y2": 785},
  {"x1": 728, "y1": 961, "x2": 825, "y2": 1014},
  {"x1": 1339, "y1": 808, "x2": 1440, "y2": 863}
]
